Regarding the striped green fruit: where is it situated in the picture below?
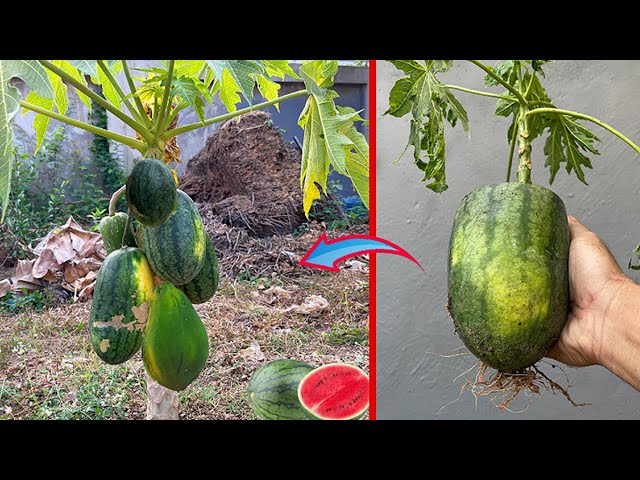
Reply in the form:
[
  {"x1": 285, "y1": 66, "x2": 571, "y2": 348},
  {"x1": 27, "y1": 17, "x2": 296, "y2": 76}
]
[
  {"x1": 447, "y1": 182, "x2": 570, "y2": 372},
  {"x1": 142, "y1": 282, "x2": 209, "y2": 391},
  {"x1": 126, "y1": 159, "x2": 177, "y2": 227},
  {"x1": 179, "y1": 234, "x2": 219, "y2": 304},
  {"x1": 99, "y1": 212, "x2": 137, "y2": 254},
  {"x1": 89, "y1": 247, "x2": 155, "y2": 364},
  {"x1": 247, "y1": 359, "x2": 314, "y2": 420},
  {"x1": 141, "y1": 190, "x2": 207, "y2": 286}
]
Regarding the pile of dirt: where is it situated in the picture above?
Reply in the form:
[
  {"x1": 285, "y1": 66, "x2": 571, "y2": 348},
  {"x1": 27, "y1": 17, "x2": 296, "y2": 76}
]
[
  {"x1": 196, "y1": 202, "x2": 368, "y2": 279},
  {"x1": 180, "y1": 111, "x2": 305, "y2": 237}
]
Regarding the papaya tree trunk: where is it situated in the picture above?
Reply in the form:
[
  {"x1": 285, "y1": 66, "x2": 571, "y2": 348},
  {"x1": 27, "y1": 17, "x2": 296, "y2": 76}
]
[{"x1": 145, "y1": 372, "x2": 179, "y2": 420}]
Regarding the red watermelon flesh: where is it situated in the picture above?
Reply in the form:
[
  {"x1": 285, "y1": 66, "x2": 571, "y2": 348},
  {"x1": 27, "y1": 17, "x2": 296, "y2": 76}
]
[{"x1": 298, "y1": 363, "x2": 369, "y2": 420}]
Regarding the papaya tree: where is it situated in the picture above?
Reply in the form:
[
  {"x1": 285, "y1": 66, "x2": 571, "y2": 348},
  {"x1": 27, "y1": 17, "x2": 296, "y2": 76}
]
[{"x1": 0, "y1": 60, "x2": 369, "y2": 419}]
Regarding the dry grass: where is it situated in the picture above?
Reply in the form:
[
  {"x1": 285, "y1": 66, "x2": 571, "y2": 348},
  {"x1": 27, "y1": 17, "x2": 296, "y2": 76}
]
[{"x1": 0, "y1": 265, "x2": 369, "y2": 420}]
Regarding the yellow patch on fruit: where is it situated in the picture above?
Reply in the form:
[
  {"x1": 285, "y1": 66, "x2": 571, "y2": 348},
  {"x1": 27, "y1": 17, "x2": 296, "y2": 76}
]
[
  {"x1": 134, "y1": 255, "x2": 156, "y2": 299},
  {"x1": 484, "y1": 256, "x2": 550, "y2": 337},
  {"x1": 99, "y1": 339, "x2": 110, "y2": 353},
  {"x1": 193, "y1": 220, "x2": 206, "y2": 260}
]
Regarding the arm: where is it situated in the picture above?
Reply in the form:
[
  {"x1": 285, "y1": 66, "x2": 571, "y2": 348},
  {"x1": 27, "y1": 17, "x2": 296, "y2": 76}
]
[{"x1": 547, "y1": 216, "x2": 640, "y2": 391}]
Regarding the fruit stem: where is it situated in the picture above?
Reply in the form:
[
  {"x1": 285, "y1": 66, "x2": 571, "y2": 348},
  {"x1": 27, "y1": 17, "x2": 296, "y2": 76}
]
[
  {"x1": 516, "y1": 109, "x2": 532, "y2": 184},
  {"x1": 109, "y1": 185, "x2": 127, "y2": 216}
]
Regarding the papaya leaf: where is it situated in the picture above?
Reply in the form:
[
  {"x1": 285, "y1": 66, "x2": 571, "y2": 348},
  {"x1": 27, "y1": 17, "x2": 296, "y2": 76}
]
[
  {"x1": 256, "y1": 75, "x2": 280, "y2": 107},
  {"x1": 21, "y1": 60, "x2": 69, "y2": 153},
  {"x1": 96, "y1": 60, "x2": 122, "y2": 109},
  {"x1": 338, "y1": 106, "x2": 369, "y2": 209},
  {"x1": 68, "y1": 60, "x2": 98, "y2": 78},
  {"x1": 543, "y1": 118, "x2": 564, "y2": 184},
  {"x1": 385, "y1": 60, "x2": 468, "y2": 192},
  {"x1": 543, "y1": 116, "x2": 599, "y2": 185},
  {"x1": 262, "y1": 60, "x2": 299, "y2": 79},
  {"x1": 298, "y1": 65, "x2": 369, "y2": 216},
  {"x1": 206, "y1": 60, "x2": 266, "y2": 111},
  {"x1": 23, "y1": 91, "x2": 54, "y2": 153},
  {"x1": 299, "y1": 60, "x2": 338, "y2": 91},
  {"x1": 173, "y1": 60, "x2": 206, "y2": 78},
  {"x1": 171, "y1": 76, "x2": 206, "y2": 122},
  {"x1": 58, "y1": 60, "x2": 91, "y2": 110},
  {"x1": 0, "y1": 60, "x2": 53, "y2": 222}
]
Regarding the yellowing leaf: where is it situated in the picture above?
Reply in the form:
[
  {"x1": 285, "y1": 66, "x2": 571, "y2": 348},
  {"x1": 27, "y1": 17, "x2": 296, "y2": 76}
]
[
  {"x1": 256, "y1": 75, "x2": 280, "y2": 110},
  {"x1": 298, "y1": 82, "x2": 369, "y2": 216},
  {"x1": 0, "y1": 60, "x2": 52, "y2": 222},
  {"x1": 207, "y1": 60, "x2": 265, "y2": 111},
  {"x1": 23, "y1": 91, "x2": 54, "y2": 153},
  {"x1": 97, "y1": 61, "x2": 122, "y2": 110},
  {"x1": 58, "y1": 60, "x2": 91, "y2": 111},
  {"x1": 219, "y1": 68, "x2": 242, "y2": 113}
]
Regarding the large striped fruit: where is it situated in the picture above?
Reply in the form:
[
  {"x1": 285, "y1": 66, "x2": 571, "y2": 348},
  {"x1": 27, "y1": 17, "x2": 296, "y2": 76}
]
[
  {"x1": 141, "y1": 190, "x2": 207, "y2": 285},
  {"x1": 99, "y1": 212, "x2": 137, "y2": 254},
  {"x1": 179, "y1": 234, "x2": 219, "y2": 304},
  {"x1": 89, "y1": 247, "x2": 155, "y2": 364},
  {"x1": 126, "y1": 159, "x2": 177, "y2": 227},
  {"x1": 142, "y1": 282, "x2": 209, "y2": 391},
  {"x1": 248, "y1": 359, "x2": 314, "y2": 420},
  {"x1": 447, "y1": 182, "x2": 570, "y2": 372}
]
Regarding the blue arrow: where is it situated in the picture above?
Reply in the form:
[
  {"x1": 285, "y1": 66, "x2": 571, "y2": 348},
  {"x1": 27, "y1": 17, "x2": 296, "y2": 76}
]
[{"x1": 299, "y1": 232, "x2": 422, "y2": 272}]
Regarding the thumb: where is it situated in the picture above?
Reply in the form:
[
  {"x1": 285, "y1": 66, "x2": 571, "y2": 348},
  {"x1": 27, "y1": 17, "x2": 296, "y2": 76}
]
[{"x1": 567, "y1": 215, "x2": 592, "y2": 240}]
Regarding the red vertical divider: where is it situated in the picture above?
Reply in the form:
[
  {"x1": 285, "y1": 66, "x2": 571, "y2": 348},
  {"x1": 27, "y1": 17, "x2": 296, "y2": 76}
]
[{"x1": 368, "y1": 60, "x2": 377, "y2": 420}]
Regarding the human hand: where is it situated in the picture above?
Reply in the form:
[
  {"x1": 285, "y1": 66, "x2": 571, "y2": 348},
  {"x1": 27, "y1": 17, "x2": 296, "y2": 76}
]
[{"x1": 546, "y1": 215, "x2": 634, "y2": 368}]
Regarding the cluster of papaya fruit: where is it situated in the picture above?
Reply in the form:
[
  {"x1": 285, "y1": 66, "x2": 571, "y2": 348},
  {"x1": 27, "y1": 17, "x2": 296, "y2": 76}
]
[{"x1": 89, "y1": 159, "x2": 219, "y2": 391}]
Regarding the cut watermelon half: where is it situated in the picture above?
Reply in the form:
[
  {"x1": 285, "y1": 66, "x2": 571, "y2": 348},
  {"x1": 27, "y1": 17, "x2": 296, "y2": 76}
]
[{"x1": 297, "y1": 363, "x2": 369, "y2": 420}]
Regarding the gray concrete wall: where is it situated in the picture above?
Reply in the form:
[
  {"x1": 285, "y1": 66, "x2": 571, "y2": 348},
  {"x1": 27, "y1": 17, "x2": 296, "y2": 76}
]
[{"x1": 377, "y1": 60, "x2": 640, "y2": 419}]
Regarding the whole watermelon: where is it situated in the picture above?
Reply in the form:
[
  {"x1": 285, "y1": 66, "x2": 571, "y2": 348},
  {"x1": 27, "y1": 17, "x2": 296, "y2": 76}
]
[
  {"x1": 126, "y1": 159, "x2": 177, "y2": 227},
  {"x1": 141, "y1": 190, "x2": 207, "y2": 286},
  {"x1": 248, "y1": 359, "x2": 314, "y2": 420},
  {"x1": 89, "y1": 247, "x2": 155, "y2": 364},
  {"x1": 447, "y1": 182, "x2": 570, "y2": 372},
  {"x1": 179, "y1": 234, "x2": 219, "y2": 304}
]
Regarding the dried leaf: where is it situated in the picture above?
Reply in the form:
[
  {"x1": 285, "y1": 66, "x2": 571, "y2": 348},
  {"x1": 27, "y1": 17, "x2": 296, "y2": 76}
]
[
  {"x1": 283, "y1": 295, "x2": 329, "y2": 315},
  {"x1": 239, "y1": 342, "x2": 265, "y2": 362},
  {"x1": 261, "y1": 285, "x2": 294, "y2": 305}
]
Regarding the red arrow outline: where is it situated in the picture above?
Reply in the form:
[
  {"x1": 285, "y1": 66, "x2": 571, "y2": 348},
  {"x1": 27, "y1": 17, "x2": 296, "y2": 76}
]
[{"x1": 299, "y1": 232, "x2": 424, "y2": 272}]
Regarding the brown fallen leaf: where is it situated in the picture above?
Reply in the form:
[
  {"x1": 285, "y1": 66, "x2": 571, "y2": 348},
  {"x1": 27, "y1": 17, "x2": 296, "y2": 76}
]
[
  {"x1": 282, "y1": 295, "x2": 330, "y2": 315},
  {"x1": 0, "y1": 259, "x2": 46, "y2": 298},
  {"x1": 261, "y1": 285, "x2": 295, "y2": 305},
  {"x1": 239, "y1": 342, "x2": 265, "y2": 362},
  {"x1": 2, "y1": 216, "x2": 107, "y2": 301}
]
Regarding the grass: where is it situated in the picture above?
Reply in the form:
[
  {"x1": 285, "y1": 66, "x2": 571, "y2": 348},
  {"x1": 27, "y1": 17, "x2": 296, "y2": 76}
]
[
  {"x1": 0, "y1": 266, "x2": 368, "y2": 420},
  {"x1": 324, "y1": 322, "x2": 369, "y2": 346}
]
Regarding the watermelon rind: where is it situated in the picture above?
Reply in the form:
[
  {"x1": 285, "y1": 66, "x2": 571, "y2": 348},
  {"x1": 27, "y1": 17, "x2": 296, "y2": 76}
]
[
  {"x1": 248, "y1": 359, "x2": 314, "y2": 420},
  {"x1": 447, "y1": 182, "x2": 570, "y2": 372}
]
